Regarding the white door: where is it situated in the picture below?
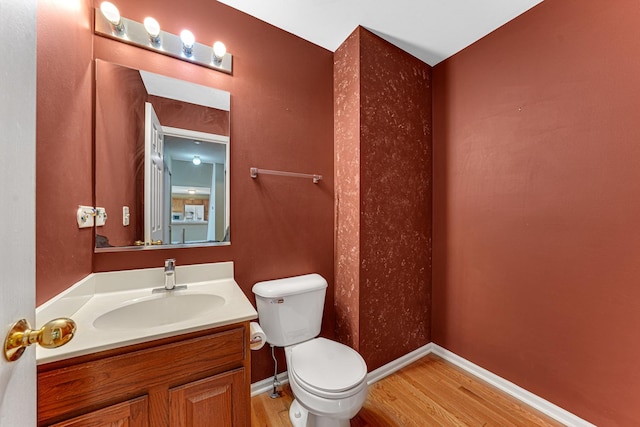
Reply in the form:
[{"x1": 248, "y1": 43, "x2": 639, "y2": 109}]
[
  {"x1": 144, "y1": 102, "x2": 165, "y2": 244},
  {"x1": 163, "y1": 166, "x2": 172, "y2": 245},
  {"x1": 0, "y1": 0, "x2": 37, "y2": 425}
]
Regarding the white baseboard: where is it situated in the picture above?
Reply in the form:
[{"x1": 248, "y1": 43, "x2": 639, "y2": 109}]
[
  {"x1": 366, "y1": 342, "x2": 434, "y2": 385},
  {"x1": 429, "y1": 344, "x2": 596, "y2": 427},
  {"x1": 251, "y1": 371, "x2": 289, "y2": 397},
  {"x1": 250, "y1": 342, "x2": 595, "y2": 427}
]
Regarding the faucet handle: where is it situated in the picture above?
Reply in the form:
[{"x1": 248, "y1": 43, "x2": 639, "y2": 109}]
[{"x1": 165, "y1": 258, "x2": 176, "y2": 270}]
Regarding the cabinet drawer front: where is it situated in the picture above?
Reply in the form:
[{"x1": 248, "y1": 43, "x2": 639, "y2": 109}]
[{"x1": 38, "y1": 327, "x2": 245, "y2": 425}]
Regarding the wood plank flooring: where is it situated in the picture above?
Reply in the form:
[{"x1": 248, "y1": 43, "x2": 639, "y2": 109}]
[{"x1": 251, "y1": 354, "x2": 564, "y2": 426}]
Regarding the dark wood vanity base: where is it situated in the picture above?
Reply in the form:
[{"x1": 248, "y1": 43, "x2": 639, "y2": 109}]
[{"x1": 37, "y1": 322, "x2": 251, "y2": 427}]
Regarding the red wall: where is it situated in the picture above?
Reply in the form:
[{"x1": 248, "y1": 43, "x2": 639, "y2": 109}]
[
  {"x1": 335, "y1": 28, "x2": 432, "y2": 371},
  {"x1": 37, "y1": 0, "x2": 334, "y2": 382},
  {"x1": 148, "y1": 95, "x2": 230, "y2": 137},
  {"x1": 432, "y1": 0, "x2": 640, "y2": 425},
  {"x1": 95, "y1": 61, "x2": 146, "y2": 247},
  {"x1": 36, "y1": 0, "x2": 94, "y2": 303}
]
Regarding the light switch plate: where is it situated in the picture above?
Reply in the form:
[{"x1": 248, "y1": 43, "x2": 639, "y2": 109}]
[
  {"x1": 95, "y1": 207, "x2": 107, "y2": 226},
  {"x1": 76, "y1": 205, "x2": 95, "y2": 228},
  {"x1": 123, "y1": 206, "x2": 130, "y2": 226}
]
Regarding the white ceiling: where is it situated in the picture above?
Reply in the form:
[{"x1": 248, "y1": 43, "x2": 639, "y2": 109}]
[
  {"x1": 218, "y1": 0, "x2": 543, "y2": 66},
  {"x1": 140, "y1": 70, "x2": 230, "y2": 111}
]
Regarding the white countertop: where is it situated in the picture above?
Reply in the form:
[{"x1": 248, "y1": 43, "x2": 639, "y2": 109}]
[{"x1": 36, "y1": 262, "x2": 257, "y2": 365}]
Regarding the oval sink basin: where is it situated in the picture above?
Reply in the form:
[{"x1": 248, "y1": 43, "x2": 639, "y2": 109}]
[{"x1": 93, "y1": 293, "x2": 226, "y2": 330}]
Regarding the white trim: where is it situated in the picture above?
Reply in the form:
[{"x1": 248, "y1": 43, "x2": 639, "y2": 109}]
[
  {"x1": 162, "y1": 126, "x2": 230, "y2": 144},
  {"x1": 251, "y1": 372, "x2": 289, "y2": 397},
  {"x1": 430, "y1": 344, "x2": 596, "y2": 427},
  {"x1": 251, "y1": 342, "x2": 595, "y2": 426},
  {"x1": 366, "y1": 342, "x2": 434, "y2": 385}
]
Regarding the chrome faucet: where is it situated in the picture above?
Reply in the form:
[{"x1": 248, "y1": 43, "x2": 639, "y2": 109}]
[
  {"x1": 164, "y1": 258, "x2": 176, "y2": 290},
  {"x1": 152, "y1": 259, "x2": 186, "y2": 293}
]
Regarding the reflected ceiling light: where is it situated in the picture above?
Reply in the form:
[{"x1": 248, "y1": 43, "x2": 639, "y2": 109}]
[
  {"x1": 212, "y1": 41, "x2": 226, "y2": 64},
  {"x1": 192, "y1": 155, "x2": 201, "y2": 165},
  {"x1": 180, "y1": 30, "x2": 195, "y2": 57},
  {"x1": 188, "y1": 189, "x2": 196, "y2": 194},
  {"x1": 143, "y1": 17, "x2": 161, "y2": 45},
  {"x1": 100, "y1": 2, "x2": 124, "y2": 33}
]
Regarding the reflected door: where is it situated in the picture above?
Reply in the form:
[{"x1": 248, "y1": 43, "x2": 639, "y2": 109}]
[{"x1": 144, "y1": 102, "x2": 165, "y2": 244}]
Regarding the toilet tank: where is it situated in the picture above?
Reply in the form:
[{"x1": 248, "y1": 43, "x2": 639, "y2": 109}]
[{"x1": 252, "y1": 273, "x2": 327, "y2": 347}]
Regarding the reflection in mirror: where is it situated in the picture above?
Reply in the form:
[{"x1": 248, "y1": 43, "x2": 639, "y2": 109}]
[
  {"x1": 94, "y1": 60, "x2": 230, "y2": 251},
  {"x1": 164, "y1": 128, "x2": 229, "y2": 244}
]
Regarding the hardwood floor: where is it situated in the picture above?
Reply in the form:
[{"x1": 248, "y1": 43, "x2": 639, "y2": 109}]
[{"x1": 251, "y1": 354, "x2": 564, "y2": 426}]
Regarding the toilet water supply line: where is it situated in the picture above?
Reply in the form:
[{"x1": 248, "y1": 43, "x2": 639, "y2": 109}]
[{"x1": 270, "y1": 345, "x2": 282, "y2": 398}]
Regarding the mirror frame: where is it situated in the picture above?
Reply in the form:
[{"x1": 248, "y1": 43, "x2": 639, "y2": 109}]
[{"x1": 94, "y1": 60, "x2": 231, "y2": 252}]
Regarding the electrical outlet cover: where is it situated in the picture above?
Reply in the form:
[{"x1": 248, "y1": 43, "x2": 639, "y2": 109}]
[{"x1": 77, "y1": 205, "x2": 95, "y2": 228}]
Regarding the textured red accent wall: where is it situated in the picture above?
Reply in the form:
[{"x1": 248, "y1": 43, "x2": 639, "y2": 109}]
[
  {"x1": 36, "y1": 0, "x2": 94, "y2": 304},
  {"x1": 432, "y1": 0, "x2": 640, "y2": 425},
  {"x1": 335, "y1": 28, "x2": 432, "y2": 371},
  {"x1": 95, "y1": 61, "x2": 146, "y2": 247},
  {"x1": 334, "y1": 29, "x2": 361, "y2": 351},
  {"x1": 37, "y1": 0, "x2": 334, "y2": 382}
]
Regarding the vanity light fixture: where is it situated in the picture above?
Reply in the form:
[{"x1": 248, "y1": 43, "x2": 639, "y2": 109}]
[
  {"x1": 94, "y1": 3, "x2": 233, "y2": 74},
  {"x1": 143, "y1": 17, "x2": 161, "y2": 46},
  {"x1": 180, "y1": 30, "x2": 195, "y2": 57},
  {"x1": 100, "y1": 2, "x2": 124, "y2": 33},
  {"x1": 192, "y1": 155, "x2": 201, "y2": 166}
]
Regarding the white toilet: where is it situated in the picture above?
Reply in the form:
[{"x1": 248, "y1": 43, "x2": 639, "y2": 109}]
[{"x1": 253, "y1": 274, "x2": 368, "y2": 427}]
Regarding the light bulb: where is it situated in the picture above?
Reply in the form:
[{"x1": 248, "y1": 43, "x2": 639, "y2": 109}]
[
  {"x1": 192, "y1": 155, "x2": 201, "y2": 165},
  {"x1": 180, "y1": 30, "x2": 195, "y2": 56},
  {"x1": 188, "y1": 189, "x2": 196, "y2": 195},
  {"x1": 100, "y1": 2, "x2": 123, "y2": 32},
  {"x1": 143, "y1": 17, "x2": 161, "y2": 44},
  {"x1": 212, "y1": 41, "x2": 226, "y2": 62}
]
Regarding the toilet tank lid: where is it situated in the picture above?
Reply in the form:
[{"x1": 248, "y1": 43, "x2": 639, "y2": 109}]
[{"x1": 252, "y1": 273, "x2": 327, "y2": 297}]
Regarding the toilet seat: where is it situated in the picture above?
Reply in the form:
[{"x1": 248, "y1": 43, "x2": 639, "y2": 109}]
[{"x1": 290, "y1": 338, "x2": 367, "y2": 399}]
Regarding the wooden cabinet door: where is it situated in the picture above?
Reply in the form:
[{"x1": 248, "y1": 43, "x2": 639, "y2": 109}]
[
  {"x1": 48, "y1": 396, "x2": 148, "y2": 427},
  {"x1": 169, "y1": 368, "x2": 247, "y2": 427}
]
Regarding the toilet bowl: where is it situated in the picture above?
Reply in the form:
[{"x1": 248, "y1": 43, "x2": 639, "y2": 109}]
[
  {"x1": 252, "y1": 274, "x2": 369, "y2": 427},
  {"x1": 286, "y1": 338, "x2": 368, "y2": 427}
]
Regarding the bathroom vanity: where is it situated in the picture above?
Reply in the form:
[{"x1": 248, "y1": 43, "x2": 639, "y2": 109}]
[
  {"x1": 37, "y1": 322, "x2": 249, "y2": 426},
  {"x1": 36, "y1": 262, "x2": 256, "y2": 427}
]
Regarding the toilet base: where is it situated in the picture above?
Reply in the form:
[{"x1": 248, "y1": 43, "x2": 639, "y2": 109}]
[{"x1": 289, "y1": 399, "x2": 350, "y2": 427}]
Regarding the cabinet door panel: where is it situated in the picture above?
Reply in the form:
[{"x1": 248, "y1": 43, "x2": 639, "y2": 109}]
[
  {"x1": 170, "y1": 368, "x2": 246, "y2": 427},
  {"x1": 48, "y1": 396, "x2": 148, "y2": 427}
]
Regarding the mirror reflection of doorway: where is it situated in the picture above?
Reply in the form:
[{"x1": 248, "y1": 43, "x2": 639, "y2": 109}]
[{"x1": 162, "y1": 127, "x2": 228, "y2": 245}]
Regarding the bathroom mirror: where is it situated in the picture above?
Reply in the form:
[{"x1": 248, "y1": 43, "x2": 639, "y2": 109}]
[{"x1": 94, "y1": 60, "x2": 230, "y2": 251}]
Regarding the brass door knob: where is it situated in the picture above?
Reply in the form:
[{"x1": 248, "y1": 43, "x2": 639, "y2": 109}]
[{"x1": 4, "y1": 318, "x2": 76, "y2": 362}]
